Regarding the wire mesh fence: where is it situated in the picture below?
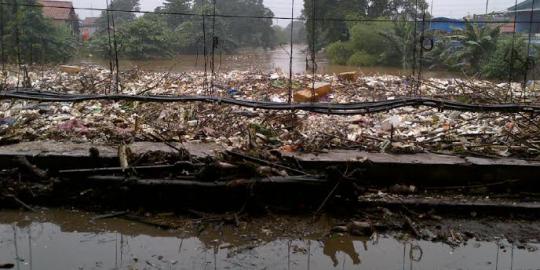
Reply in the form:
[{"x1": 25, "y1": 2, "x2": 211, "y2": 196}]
[
  {"x1": 0, "y1": 0, "x2": 539, "y2": 102},
  {"x1": 0, "y1": 0, "x2": 539, "y2": 156}
]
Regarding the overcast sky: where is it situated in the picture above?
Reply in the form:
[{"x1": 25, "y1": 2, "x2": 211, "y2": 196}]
[{"x1": 71, "y1": 0, "x2": 520, "y2": 22}]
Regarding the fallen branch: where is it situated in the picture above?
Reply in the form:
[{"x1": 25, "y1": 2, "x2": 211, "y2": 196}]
[
  {"x1": 82, "y1": 175, "x2": 326, "y2": 187},
  {"x1": 5, "y1": 194, "x2": 37, "y2": 212},
  {"x1": 58, "y1": 162, "x2": 199, "y2": 176},
  {"x1": 403, "y1": 215, "x2": 420, "y2": 237},
  {"x1": 314, "y1": 182, "x2": 341, "y2": 217},
  {"x1": 226, "y1": 150, "x2": 309, "y2": 175}
]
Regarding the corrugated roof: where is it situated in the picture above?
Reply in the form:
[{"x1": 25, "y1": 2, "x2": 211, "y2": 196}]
[
  {"x1": 507, "y1": 0, "x2": 540, "y2": 12},
  {"x1": 38, "y1": 0, "x2": 77, "y2": 21}
]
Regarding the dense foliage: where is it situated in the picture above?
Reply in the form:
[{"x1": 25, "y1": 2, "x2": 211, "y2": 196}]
[
  {"x1": 316, "y1": 1, "x2": 538, "y2": 81},
  {"x1": 481, "y1": 37, "x2": 533, "y2": 81},
  {"x1": 89, "y1": 0, "x2": 279, "y2": 59},
  {"x1": 430, "y1": 21, "x2": 537, "y2": 80},
  {"x1": 0, "y1": 0, "x2": 78, "y2": 63},
  {"x1": 303, "y1": 0, "x2": 429, "y2": 52},
  {"x1": 324, "y1": 16, "x2": 416, "y2": 68}
]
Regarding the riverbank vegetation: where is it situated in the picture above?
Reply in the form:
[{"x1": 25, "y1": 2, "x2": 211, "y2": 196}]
[
  {"x1": 307, "y1": 0, "x2": 537, "y2": 81},
  {"x1": 0, "y1": 0, "x2": 78, "y2": 63},
  {"x1": 87, "y1": 0, "x2": 280, "y2": 59}
]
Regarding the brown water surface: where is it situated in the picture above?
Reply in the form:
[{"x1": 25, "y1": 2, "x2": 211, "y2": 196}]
[
  {"x1": 73, "y1": 45, "x2": 458, "y2": 78},
  {"x1": 0, "y1": 210, "x2": 538, "y2": 270}
]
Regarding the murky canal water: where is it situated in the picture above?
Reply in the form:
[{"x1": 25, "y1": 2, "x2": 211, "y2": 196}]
[
  {"x1": 1, "y1": 210, "x2": 539, "y2": 270},
  {"x1": 75, "y1": 45, "x2": 457, "y2": 78}
]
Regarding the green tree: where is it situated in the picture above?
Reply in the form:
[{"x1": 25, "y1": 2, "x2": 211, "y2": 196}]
[
  {"x1": 304, "y1": 0, "x2": 428, "y2": 52},
  {"x1": 326, "y1": 41, "x2": 353, "y2": 65},
  {"x1": 89, "y1": 0, "x2": 282, "y2": 58},
  {"x1": 482, "y1": 37, "x2": 535, "y2": 81},
  {"x1": 215, "y1": 0, "x2": 276, "y2": 49},
  {"x1": 325, "y1": 17, "x2": 414, "y2": 68},
  {"x1": 0, "y1": 0, "x2": 77, "y2": 63},
  {"x1": 161, "y1": 0, "x2": 191, "y2": 29},
  {"x1": 283, "y1": 21, "x2": 307, "y2": 44},
  {"x1": 444, "y1": 20, "x2": 500, "y2": 74},
  {"x1": 118, "y1": 16, "x2": 175, "y2": 59},
  {"x1": 90, "y1": 15, "x2": 177, "y2": 59},
  {"x1": 379, "y1": 16, "x2": 416, "y2": 68},
  {"x1": 272, "y1": 25, "x2": 288, "y2": 45},
  {"x1": 95, "y1": 0, "x2": 140, "y2": 33}
]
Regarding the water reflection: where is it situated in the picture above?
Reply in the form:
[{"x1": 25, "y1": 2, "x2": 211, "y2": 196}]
[{"x1": 0, "y1": 212, "x2": 538, "y2": 270}]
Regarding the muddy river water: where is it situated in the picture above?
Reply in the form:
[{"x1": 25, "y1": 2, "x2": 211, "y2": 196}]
[
  {"x1": 74, "y1": 45, "x2": 456, "y2": 78},
  {"x1": 0, "y1": 210, "x2": 539, "y2": 270}
]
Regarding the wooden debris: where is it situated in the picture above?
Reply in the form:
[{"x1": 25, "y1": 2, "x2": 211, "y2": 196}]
[
  {"x1": 293, "y1": 82, "x2": 332, "y2": 102},
  {"x1": 59, "y1": 65, "x2": 81, "y2": 74},
  {"x1": 338, "y1": 72, "x2": 358, "y2": 82},
  {"x1": 118, "y1": 144, "x2": 130, "y2": 171}
]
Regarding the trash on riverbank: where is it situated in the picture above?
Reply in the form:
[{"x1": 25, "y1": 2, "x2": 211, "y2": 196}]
[{"x1": 0, "y1": 65, "x2": 539, "y2": 159}]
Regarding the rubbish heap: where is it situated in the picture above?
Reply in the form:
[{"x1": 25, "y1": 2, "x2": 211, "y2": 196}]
[{"x1": 1, "y1": 65, "x2": 539, "y2": 159}]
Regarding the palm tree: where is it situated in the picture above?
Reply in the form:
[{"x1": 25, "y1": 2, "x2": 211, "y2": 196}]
[
  {"x1": 379, "y1": 15, "x2": 416, "y2": 69},
  {"x1": 445, "y1": 20, "x2": 500, "y2": 74}
]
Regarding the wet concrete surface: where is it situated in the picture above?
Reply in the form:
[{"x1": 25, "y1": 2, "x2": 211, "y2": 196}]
[{"x1": 0, "y1": 209, "x2": 539, "y2": 270}]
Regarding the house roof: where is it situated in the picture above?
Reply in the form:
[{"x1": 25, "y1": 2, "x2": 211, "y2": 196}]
[
  {"x1": 507, "y1": 0, "x2": 540, "y2": 12},
  {"x1": 38, "y1": 0, "x2": 78, "y2": 21},
  {"x1": 82, "y1": 17, "x2": 98, "y2": 27}
]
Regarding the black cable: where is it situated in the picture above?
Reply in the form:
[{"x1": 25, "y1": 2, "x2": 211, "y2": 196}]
[{"x1": 3, "y1": 89, "x2": 540, "y2": 115}]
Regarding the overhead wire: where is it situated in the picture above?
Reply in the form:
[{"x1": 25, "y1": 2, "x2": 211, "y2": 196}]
[
  {"x1": 4, "y1": 2, "x2": 540, "y2": 25},
  {"x1": 4, "y1": 3, "x2": 540, "y2": 24}
]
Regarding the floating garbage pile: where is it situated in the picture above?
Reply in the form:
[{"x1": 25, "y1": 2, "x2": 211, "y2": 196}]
[{"x1": 1, "y1": 65, "x2": 540, "y2": 158}]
